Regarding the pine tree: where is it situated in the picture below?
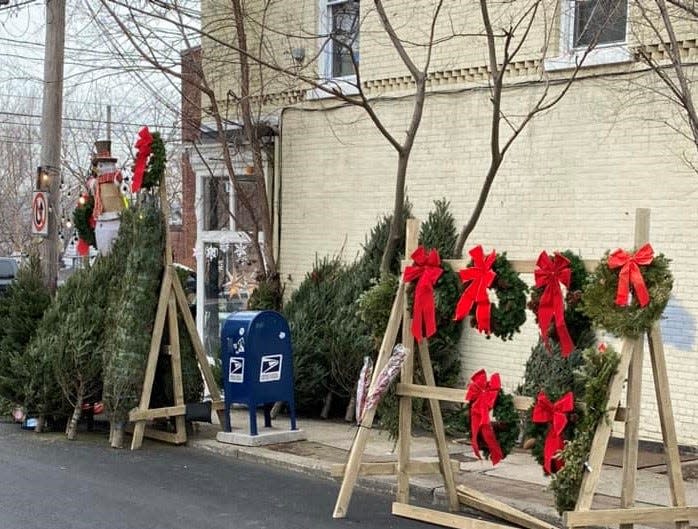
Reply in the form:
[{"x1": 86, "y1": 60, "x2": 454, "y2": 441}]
[
  {"x1": 0, "y1": 256, "x2": 52, "y2": 406},
  {"x1": 102, "y1": 199, "x2": 165, "y2": 447}
]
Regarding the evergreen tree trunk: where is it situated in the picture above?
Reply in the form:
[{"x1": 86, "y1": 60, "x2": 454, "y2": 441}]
[
  {"x1": 111, "y1": 424, "x2": 125, "y2": 449},
  {"x1": 34, "y1": 415, "x2": 45, "y2": 433},
  {"x1": 65, "y1": 388, "x2": 84, "y2": 440}
]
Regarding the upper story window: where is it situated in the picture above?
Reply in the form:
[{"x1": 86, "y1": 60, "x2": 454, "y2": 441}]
[
  {"x1": 321, "y1": 0, "x2": 360, "y2": 79},
  {"x1": 573, "y1": 0, "x2": 628, "y2": 48},
  {"x1": 545, "y1": 0, "x2": 631, "y2": 71}
]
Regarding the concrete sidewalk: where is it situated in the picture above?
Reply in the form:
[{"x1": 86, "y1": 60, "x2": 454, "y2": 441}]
[{"x1": 186, "y1": 409, "x2": 698, "y2": 526}]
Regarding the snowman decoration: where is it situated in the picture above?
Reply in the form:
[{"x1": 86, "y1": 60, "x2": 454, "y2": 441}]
[{"x1": 89, "y1": 140, "x2": 126, "y2": 256}]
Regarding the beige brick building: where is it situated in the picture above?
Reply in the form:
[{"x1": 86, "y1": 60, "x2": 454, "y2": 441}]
[{"x1": 195, "y1": 0, "x2": 698, "y2": 444}]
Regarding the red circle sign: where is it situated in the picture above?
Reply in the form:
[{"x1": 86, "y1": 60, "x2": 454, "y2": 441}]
[{"x1": 32, "y1": 192, "x2": 48, "y2": 233}]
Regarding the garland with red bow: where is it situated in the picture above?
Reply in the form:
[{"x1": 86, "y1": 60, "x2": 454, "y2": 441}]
[
  {"x1": 131, "y1": 127, "x2": 165, "y2": 192},
  {"x1": 403, "y1": 246, "x2": 443, "y2": 342},
  {"x1": 533, "y1": 252, "x2": 575, "y2": 357},
  {"x1": 455, "y1": 247, "x2": 528, "y2": 341},
  {"x1": 463, "y1": 369, "x2": 519, "y2": 464},
  {"x1": 581, "y1": 248, "x2": 673, "y2": 338},
  {"x1": 72, "y1": 193, "x2": 96, "y2": 256},
  {"x1": 532, "y1": 391, "x2": 574, "y2": 475}
]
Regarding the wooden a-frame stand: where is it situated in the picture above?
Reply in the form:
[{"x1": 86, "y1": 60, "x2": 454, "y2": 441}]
[
  {"x1": 333, "y1": 209, "x2": 698, "y2": 529},
  {"x1": 129, "y1": 178, "x2": 225, "y2": 450}
]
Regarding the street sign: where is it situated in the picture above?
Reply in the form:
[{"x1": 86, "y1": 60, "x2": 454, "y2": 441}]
[{"x1": 32, "y1": 191, "x2": 49, "y2": 236}]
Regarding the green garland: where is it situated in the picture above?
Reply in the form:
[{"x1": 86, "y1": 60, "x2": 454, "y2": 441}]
[
  {"x1": 468, "y1": 253, "x2": 528, "y2": 341},
  {"x1": 549, "y1": 343, "x2": 620, "y2": 513},
  {"x1": 142, "y1": 131, "x2": 166, "y2": 189},
  {"x1": 72, "y1": 194, "x2": 96, "y2": 247},
  {"x1": 528, "y1": 250, "x2": 592, "y2": 345},
  {"x1": 581, "y1": 251, "x2": 673, "y2": 338}
]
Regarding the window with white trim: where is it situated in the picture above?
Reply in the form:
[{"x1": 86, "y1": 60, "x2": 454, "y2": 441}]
[
  {"x1": 320, "y1": 0, "x2": 360, "y2": 79},
  {"x1": 572, "y1": 0, "x2": 627, "y2": 48},
  {"x1": 545, "y1": 0, "x2": 630, "y2": 71}
]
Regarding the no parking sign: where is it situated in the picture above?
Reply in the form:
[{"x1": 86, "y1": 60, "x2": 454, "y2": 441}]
[{"x1": 32, "y1": 191, "x2": 48, "y2": 236}]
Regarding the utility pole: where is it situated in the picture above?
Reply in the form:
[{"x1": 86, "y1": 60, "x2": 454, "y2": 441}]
[
  {"x1": 39, "y1": 0, "x2": 66, "y2": 291},
  {"x1": 106, "y1": 104, "x2": 111, "y2": 141}
]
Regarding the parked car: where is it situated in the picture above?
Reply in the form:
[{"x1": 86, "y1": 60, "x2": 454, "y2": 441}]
[{"x1": 0, "y1": 258, "x2": 18, "y2": 295}]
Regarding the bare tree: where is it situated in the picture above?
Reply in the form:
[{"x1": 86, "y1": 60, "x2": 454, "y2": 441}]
[{"x1": 633, "y1": 0, "x2": 698, "y2": 159}]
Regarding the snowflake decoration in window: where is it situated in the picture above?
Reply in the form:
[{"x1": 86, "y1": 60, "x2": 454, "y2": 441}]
[{"x1": 205, "y1": 246, "x2": 219, "y2": 261}]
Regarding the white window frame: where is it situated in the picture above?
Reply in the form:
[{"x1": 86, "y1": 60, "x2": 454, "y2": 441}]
[
  {"x1": 544, "y1": 0, "x2": 632, "y2": 72},
  {"x1": 309, "y1": 0, "x2": 360, "y2": 99}
]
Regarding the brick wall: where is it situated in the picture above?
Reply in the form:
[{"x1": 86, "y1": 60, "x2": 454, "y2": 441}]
[
  {"x1": 278, "y1": 67, "x2": 698, "y2": 445},
  {"x1": 173, "y1": 46, "x2": 202, "y2": 269}
]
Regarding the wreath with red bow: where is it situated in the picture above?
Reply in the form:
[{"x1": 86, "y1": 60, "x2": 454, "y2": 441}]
[
  {"x1": 454, "y1": 247, "x2": 528, "y2": 341},
  {"x1": 72, "y1": 193, "x2": 96, "y2": 254},
  {"x1": 459, "y1": 369, "x2": 520, "y2": 464},
  {"x1": 580, "y1": 246, "x2": 672, "y2": 338}
]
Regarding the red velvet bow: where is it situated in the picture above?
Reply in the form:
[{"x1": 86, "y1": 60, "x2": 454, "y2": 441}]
[
  {"x1": 534, "y1": 252, "x2": 574, "y2": 357},
  {"x1": 76, "y1": 238, "x2": 90, "y2": 257},
  {"x1": 608, "y1": 243, "x2": 654, "y2": 308},
  {"x1": 532, "y1": 391, "x2": 574, "y2": 475},
  {"x1": 132, "y1": 126, "x2": 153, "y2": 193},
  {"x1": 465, "y1": 369, "x2": 504, "y2": 465},
  {"x1": 403, "y1": 246, "x2": 443, "y2": 342},
  {"x1": 454, "y1": 245, "x2": 497, "y2": 334}
]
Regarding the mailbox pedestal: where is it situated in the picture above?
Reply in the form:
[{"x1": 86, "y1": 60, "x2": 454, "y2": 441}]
[{"x1": 220, "y1": 311, "x2": 297, "y2": 436}]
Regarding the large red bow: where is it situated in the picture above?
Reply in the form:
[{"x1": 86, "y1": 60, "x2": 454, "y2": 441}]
[
  {"x1": 403, "y1": 246, "x2": 443, "y2": 342},
  {"x1": 132, "y1": 126, "x2": 153, "y2": 193},
  {"x1": 608, "y1": 243, "x2": 654, "y2": 308},
  {"x1": 454, "y1": 245, "x2": 497, "y2": 335},
  {"x1": 534, "y1": 252, "x2": 574, "y2": 357},
  {"x1": 465, "y1": 369, "x2": 504, "y2": 465},
  {"x1": 532, "y1": 391, "x2": 574, "y2": 475}
]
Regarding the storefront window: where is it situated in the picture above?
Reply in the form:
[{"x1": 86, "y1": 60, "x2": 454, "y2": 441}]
[{"x1": 201, "y1": 240, "x2": 257, "y2": 358}]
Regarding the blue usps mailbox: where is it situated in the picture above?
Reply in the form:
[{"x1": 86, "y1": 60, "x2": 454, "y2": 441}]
[{"x1": 221, "y1": 310, "x2": 297, "y2": 435}]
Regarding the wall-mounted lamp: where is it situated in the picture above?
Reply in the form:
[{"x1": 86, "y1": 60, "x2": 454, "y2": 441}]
[
  {"x1": 291, "y1": 47, "x2": 305, "y2": 64},
  {"x1": 36, "y1": 166, "x2": 51, "y2": 191}
]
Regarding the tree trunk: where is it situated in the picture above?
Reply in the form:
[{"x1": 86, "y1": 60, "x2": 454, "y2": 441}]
[
  {"x1": 320, "y1": 391, "x2": 333, "y2": 419},
  {"x1": 110, "y1": 423, "x2": 125, "y2": 449},
  {"x1": 34, "y1": 415, "x2": 45, "y2": 433},
  {"x1": 345, "y1": 394, "x2": 356, "y2": 423},
  {"x1": 66, "y1": 389, "x2": 84, "y2": 440},
  {"x1": 379, "y1": 152, "x2": 410, "y2": 277}
]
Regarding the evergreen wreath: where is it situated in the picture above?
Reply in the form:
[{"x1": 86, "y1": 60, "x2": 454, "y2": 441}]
[
  {"x1": 464, "y1": 390, "x2": 520, "y2": 461},
  {"x1": 73, "y1": 194, "x2": 96, "y2": 248},
  {"x1": 581, "y1": 251, "x2": 673, "y2": 338},
  {"x1": 142, "y1": 131, "x2": 166, "y2": 190},
  {"x1": 549, "y1": 343, "x2": 620, "y2": 513},
  {"x1": 467, "y1": 252, "x2": 528, "y2": 341},
  {"x1": 528, "y1": 250, "x2": 592, "y2": 344}
]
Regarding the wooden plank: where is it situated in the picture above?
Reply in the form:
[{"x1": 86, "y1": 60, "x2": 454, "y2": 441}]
[
  {"x1": 417, "y1": 340, "x2": 459, "y2": 511},
  {"x1": 457, "y1": 485, "x2": 558, "y2": 529},
  {"x1": 403, "y1": 259, "x2": 599, "y2": 275},
  {"x1": 171, "y1": 274, "x2": 226, "y2": 426},
  {"x1": 142, "y1": 427, "x2": 186, "y2": 445},
  {"x1": 167, "y1": 284, "x2": 187, "y2": 446},
  {"x1": 332, "y1": 282, "x2": 405, "y2": 519},
  {"x1": 392, "y1": 502, "x2": 517, "y2": 529},
  {"x1": 395, "y1": 383, "x2": 533, "y2": 411},
  {"x1": 129, "y1": 405, "x2": 186, "y2": 422},
  {"x1": 131, "y1": 268, "x2": 173, "y2": 450},
  {"x1": 397, "y1": 219, "x2": 419, "y2": 504},
  {"x1": 330, "y1": 459, "x2": 460, "y2": 478},
  {"x1": 621, "y1": 338, "x2": 644, "y2": 529},
  {"x1": 564, "y1": 506, "x2": 698, "y2": 527},
  {"x1": 648, "y1": 323, "x2": 688, "y2": 509},
  {"x1": 574, "y1": 337, "x2": 636, "y2": 511}
]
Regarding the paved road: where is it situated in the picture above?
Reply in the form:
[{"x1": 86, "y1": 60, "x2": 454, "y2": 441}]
[{"x1": 0, "y1": 422, "x2": 427, "y2": 529}]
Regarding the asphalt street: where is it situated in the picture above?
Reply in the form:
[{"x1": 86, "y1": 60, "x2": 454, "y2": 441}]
[{"x1": 0, "y1": 422, "x2": 427, "y2": 529}]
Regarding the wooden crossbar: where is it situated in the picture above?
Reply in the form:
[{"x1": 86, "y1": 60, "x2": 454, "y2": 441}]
[
  {"x1": 393, "y1": 502, "x2": 516, "y2": 529},
  {"x1": 564, "y1": 507, "x2": 698, "y2": 527}
]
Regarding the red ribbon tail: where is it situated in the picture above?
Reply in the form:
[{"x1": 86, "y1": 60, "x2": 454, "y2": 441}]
[
  {"x1": 543, "y1": 430, "x2": 565, "y2": 475},
  {"x1": 470, "y1": 414, "x2": 483, "y2": 460},
  {"x1": 481, "y1": 424, "x2": 503, "y2": 465},
  {"x1": 454, "y1": 288, "x2": 475, "y2": 322},
  {"x1": 630, "y1": 266, "x2": 651, "y2": 307},
  {"x1": 615, "y1": 266, "x2": 631, "y2": 306},
  {"x1": 476, "y1": 301, "x2": 491, "y2": 334},
  {"x1": 411, "y1": 308, "x2": 424, "y2": 342}
]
